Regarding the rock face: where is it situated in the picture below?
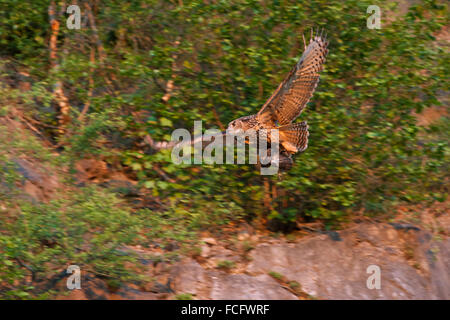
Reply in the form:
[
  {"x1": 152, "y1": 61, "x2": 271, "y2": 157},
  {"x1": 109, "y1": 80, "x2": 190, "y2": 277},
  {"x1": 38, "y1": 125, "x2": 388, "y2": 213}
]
[
  {"x1": 171, "y1": 259, "x2": 208, "y2": 297},
  {"x1": 167, "y1": 222, "x2": 449, "y2": 300},
  {"x1": 209, "y1": 274, "x2": 297, "y2": 300},
  {"x1": 246, "y1": 223, "x2": 449, "y2": 299},
  {"x1": 56, "y1": 222, "x2": 449, "y2": 300},
  {"x1": 170, "y1": 259, "x2": 297, "y2": 300},
  {"x1": 12, "y1": 157, "x2": 60, "y2": 202}
]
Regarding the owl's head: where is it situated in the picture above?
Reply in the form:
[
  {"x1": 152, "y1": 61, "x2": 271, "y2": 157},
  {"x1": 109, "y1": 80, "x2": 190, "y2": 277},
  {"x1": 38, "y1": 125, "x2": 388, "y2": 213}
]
[
  {"x1": 227, "y1": 118, "x2": 245, "y2": 135},
  {"x1": 227, "y1": 118, "x2": 243, "y2": 130}
]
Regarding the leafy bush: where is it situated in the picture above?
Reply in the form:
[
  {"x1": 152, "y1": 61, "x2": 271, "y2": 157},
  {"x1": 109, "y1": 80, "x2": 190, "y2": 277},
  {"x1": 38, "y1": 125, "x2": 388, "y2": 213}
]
[
  {"x1": 0, "y1": 0, "x2": 448, "y2": 298},
  {"x1": 1, "y1": 0, "x2": 448, "y2": 221},
  {"x1": 0, "y1": 186, "x2": 146, "y2": 298}
]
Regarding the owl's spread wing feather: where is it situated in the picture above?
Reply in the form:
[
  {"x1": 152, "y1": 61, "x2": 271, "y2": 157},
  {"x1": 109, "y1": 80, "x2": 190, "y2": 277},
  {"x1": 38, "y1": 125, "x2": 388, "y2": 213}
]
[
  {"x1": 257, "y1": 29, "x2": 329, "y2": 126},
  {"x1": 278, "y1": 121, "x2": 309, "y2": 153}
]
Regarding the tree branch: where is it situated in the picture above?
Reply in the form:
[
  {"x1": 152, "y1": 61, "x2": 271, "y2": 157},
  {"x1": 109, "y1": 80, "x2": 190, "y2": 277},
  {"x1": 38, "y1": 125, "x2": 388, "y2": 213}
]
[{"x1": 49, "y1": 1, "x2": 70, "y2": 134}]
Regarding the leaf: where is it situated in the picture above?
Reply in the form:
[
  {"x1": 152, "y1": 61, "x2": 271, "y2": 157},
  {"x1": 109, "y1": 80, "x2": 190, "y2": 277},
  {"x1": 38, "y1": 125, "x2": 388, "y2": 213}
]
[{"x1": 160, "y1": 118, "x2": 173, "y2": 127}]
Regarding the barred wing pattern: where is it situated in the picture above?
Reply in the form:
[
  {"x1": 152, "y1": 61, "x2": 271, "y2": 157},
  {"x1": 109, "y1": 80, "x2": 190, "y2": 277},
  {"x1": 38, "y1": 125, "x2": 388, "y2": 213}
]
[
  {"x1": 257, "y1": 29, "x2": 329, "y2": 126},
  {"x1": 278, "y1": 121, "x2": 309, "y2": 153}
]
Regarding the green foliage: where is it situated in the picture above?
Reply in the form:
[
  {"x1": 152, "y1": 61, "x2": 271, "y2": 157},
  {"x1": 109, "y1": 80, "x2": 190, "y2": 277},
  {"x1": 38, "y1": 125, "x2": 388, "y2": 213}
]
[
  {"x1": 2, "y1": 0, "x2": 448, "y2": 224},
  {"x1": 1, "y1": 2, "x2": 448, "y2": 211},
  {"x1": 175, "y1": 293, "x2": 194, "y2": 300},
  {"x1": 268, "y1": 271, "x2": 284, "y2": 281},
  {"x1": 216, "y1": 260, "x2": 236, "y2": 270},
  {"x1": 0, "y1": 0, "x2": 49, "y2": 58},
  {"x1": 0, "y1": 0, "x2": 448, "y2": 297},
  {"x1": 288, "y1": 281, "x2": 300, "y2": 289},
  {"x1": 0, "y1": 186, "x2": 146, "y2": 297}
]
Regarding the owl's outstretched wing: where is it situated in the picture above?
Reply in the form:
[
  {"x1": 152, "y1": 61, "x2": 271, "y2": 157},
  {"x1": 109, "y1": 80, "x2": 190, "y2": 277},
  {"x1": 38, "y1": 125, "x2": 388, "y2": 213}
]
[{"x1": 257, "y1": 28, "x2": 329, "y2": 126}]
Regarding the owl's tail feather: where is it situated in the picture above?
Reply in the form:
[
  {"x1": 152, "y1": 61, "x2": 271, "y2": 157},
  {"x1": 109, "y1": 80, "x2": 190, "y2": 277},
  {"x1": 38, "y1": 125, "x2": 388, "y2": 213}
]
[{"x1": 278, "y1": 121, "x2": 309, "y2": 153}]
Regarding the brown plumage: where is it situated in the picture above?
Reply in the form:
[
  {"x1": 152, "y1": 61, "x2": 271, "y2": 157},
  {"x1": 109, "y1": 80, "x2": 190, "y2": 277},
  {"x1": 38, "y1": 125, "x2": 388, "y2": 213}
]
[{"x1": 227, "y1": 28, "x2": 329, "y2": 166}]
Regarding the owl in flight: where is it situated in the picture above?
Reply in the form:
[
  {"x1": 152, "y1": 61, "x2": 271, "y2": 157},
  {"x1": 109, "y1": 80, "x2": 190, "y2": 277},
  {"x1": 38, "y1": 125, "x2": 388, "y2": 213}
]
[
  {"x1": 227, "y1": 28, "x2": 329, "y2": 169},
  {"x1": 144, "y1": 29, "x2": 329, "y2": 171}
]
